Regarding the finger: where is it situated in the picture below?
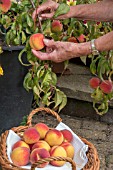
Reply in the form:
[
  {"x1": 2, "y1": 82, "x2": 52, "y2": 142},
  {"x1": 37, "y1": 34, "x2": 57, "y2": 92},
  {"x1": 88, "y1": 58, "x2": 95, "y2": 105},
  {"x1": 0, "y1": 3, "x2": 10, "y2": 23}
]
[
  {"x1": 43, "y1": 39, "x2": 56, "y2": 47},
  {"x1": 32, "y1": 49, "x2": 51, "y2": 61},
  {"x1": 40, "y1": 12, "x2": 55, "y2": 19},
  {"x1": 56, "y1": 14, "x2": 67, "y2": 20}
]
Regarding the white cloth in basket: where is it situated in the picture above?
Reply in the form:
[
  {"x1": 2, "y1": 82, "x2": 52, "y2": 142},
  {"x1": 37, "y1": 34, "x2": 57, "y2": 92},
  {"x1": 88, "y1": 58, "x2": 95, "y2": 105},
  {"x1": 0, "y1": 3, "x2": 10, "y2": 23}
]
[{"x1": 7, "y1": 122, "x2": 88, "y2": 170}]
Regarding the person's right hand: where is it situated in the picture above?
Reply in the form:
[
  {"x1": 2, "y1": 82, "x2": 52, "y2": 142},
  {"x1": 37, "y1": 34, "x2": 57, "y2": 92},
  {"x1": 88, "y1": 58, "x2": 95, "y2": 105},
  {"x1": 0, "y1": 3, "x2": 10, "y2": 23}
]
[{"x1": 32, "y1": 0, "x2": 59, "y2": 21}]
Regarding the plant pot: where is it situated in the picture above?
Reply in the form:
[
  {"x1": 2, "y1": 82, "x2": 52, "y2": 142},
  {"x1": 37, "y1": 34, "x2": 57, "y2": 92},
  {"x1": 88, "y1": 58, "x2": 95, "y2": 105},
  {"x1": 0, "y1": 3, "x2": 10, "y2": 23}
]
[{"x1": 0, "y1": 46, "x2": 33, "y2": 134}]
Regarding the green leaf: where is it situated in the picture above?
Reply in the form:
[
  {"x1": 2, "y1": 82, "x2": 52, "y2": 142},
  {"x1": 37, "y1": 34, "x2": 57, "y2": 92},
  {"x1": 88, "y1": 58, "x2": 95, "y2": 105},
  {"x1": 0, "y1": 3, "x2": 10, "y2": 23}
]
[
  {"x1": 59, "y1": 92, "x2": 67, "y2": 112},
  {"x1": 54, "y1": 3, "x2": 70, "y2": 18},
  {"x1": 18, "y1": 48, "x2": 31, "y2": 66},
  {"x1": 54, "y1": 89, "x2": 64, "y2": 108},
  {"x1": 21, "y1": 31, "x2": 26, "y2": 44},
  {"x1": 23, "y1": 72, "x2": 32, "y2": 91},
  {"x1": 27, "y1": 15, "x2": 33, "y2": 27},
  {"x1": 33, "y1": 85, "x2": 40, "y2": 98}
]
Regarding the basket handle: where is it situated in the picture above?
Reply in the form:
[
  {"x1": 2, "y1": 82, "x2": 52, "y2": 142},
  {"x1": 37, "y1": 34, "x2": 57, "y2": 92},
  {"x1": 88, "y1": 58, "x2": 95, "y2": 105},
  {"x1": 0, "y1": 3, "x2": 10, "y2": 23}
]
[
  {"x1": 31, "y1": 156, "x2": 76, "y2": 170},
  {"x1": 26, "y1": 107, "x2": 62, "y2": 127}
]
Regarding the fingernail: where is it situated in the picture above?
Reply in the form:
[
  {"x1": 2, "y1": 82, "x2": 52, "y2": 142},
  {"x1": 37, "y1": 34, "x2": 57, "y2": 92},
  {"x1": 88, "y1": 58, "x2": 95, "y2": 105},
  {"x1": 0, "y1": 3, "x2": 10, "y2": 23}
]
[
  {"x1": 39, "y1": 17, "x2": 42, "y2": 21},
  {"x1": 43, "y1": 39, "x2": 49, "y2": 43}
]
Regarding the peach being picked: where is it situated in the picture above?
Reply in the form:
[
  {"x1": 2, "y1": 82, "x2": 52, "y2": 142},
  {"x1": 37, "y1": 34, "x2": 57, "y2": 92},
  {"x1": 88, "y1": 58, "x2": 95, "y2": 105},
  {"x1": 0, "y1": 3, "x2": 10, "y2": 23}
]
[
  {"x1": 61, "y1": 129, "x2": 73, "y2": 142},
  {"x1": 11, "y1": 147, "x2": 30, "y2": 166},
  {"x1": 0, "y1": 0, "x2": 11, "y2": 13},
  {"x1": 23, "y1": 127, "x2": 40, "y2": 144},
  {"x1": 32, "y1": 140, "x2": 50, "y2": 151},
  {"x1": 50, "y1": 146, "x2": 67, "y2": 167},
  {"x1": 51, "y1": 20, "x2": 63, "y2": 33},
  {"x1": 30, "y1": 148, "x2": 50, "y2": 168},
  {"x1": 29, "y1": 33, "x2": 45, "y2": 51},
  {"x1": 12, "y1": 140, "x2": 30, "y2": 151},
  {"x1": 60, "y1": 142, "x2": 74, "y2": 159},
  {"x1": 44, "y1": 129, "x2": 64, "y2": 146},
  {"x1": 34, "y1": 123, "x2": 49, "y2": 139}
]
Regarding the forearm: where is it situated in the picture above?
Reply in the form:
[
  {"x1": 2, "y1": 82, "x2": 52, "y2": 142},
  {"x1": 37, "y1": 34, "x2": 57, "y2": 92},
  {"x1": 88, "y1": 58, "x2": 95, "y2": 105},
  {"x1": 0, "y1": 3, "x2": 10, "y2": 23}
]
[
  {"x1": 73, "y1": 31, "x2": 113, "y2": 58},
  {"x1": 70, "y1": 0, "x2": 113, "y2": 22}
]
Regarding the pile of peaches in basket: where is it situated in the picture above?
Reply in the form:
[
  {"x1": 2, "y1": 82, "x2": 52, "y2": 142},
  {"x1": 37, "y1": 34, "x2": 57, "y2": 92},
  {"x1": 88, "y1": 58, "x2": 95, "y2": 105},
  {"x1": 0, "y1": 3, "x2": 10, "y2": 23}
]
[{"x1": 11, "y1": 123, "x2": 74, "y2": 168}]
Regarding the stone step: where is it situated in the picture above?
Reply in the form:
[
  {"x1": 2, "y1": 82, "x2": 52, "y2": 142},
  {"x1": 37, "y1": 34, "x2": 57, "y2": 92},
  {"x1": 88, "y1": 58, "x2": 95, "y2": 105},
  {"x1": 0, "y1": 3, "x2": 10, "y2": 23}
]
[{"x1": 57, "y1": 63, "x2": 113, "y2": 124}]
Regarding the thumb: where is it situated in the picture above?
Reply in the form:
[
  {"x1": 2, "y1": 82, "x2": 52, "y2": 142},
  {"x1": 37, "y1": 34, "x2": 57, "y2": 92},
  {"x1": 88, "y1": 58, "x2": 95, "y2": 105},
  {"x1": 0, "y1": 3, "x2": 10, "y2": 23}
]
[{"x1": 43, "y1": 39, "x2": 55, "y2": 47}]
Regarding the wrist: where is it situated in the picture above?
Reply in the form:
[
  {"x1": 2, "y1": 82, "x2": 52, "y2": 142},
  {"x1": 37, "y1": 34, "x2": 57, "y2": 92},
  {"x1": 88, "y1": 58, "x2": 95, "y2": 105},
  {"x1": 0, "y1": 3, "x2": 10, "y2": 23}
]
[{"x1": 75, "y1": 42, "x2": 92, "y2": 57}]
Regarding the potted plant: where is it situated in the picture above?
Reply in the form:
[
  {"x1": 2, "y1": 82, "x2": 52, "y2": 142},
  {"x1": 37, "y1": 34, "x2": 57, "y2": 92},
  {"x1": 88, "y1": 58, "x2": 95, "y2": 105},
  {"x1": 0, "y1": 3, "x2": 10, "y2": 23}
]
[{"x1": 0, "y1": 0, "x2": 113, "y2": 133}]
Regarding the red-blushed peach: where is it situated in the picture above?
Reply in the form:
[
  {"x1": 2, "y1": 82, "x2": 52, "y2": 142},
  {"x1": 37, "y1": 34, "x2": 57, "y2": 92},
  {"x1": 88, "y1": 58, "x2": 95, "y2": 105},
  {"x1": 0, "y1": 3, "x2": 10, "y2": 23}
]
[
  {"x1": 77, "y1": 34, "x2": 86, "y2": 43},
  {"x1": 68, "y1": 37, "x2": 78, "y2": 43},
  {"x1": 23, "y1": 127, "x2": 40, "y2": 144},
  {"x1": 0, "y1": 0, "x2": 11, "y2": 13},
  {"x1": 30, "y1": 148, "x2": 50, "y2": 168},
  {"x1": 44, "y1": 129, "x2": 64, "y2": 146},
  {"x1": 11, "y1": 147, "x2": 30, "y2": 166},
  {"x1": 99, "y1": 80, "x2": 113, "y2": 94},
  {"x1": 32, "y1": 140, "x2": 50, "y2": 151},
  {"x1": 34, "y1": 123, "x2": 49, "y2": 139},
  {"x1": 89, "y1": 77, "x2": 101, "y2": 89},
  {"x1": 61, "y1": 129, "x2": 73, "y2": 142},
  {"x1": 50, "y1": 146, "x2": 67, "y2": 166},
  {"x1": 60, "y1": 142, "x2": 74, "y2": 159},
  {"x1": 29, "y1": 33, "x2": 45, "y2": 51},
  {"x1": 12, "y1": 140, "x2": 30, "y2": 151},
  {"x1": 51, "y1": 20, "x2": 63, "y2": 33}
]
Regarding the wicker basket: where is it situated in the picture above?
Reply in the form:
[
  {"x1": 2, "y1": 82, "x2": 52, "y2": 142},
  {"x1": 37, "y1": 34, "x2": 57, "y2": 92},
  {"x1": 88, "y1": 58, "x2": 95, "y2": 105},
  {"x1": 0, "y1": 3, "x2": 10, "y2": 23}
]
[{"x1": 0, "y1": 107, "x2": 100, "y2": 170}]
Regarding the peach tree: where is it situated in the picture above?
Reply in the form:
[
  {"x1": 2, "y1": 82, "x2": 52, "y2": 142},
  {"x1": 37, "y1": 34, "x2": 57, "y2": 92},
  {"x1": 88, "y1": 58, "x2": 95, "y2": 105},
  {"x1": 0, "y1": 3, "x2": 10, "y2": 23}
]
[{"x1": 0, "y1": 0, "x2": 113, "y2": 114}]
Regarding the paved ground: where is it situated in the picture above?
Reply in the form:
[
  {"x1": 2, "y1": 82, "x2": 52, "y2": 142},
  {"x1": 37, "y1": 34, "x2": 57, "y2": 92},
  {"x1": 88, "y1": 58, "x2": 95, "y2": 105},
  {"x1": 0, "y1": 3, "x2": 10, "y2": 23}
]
[{"x1": 59, "y1": 114, "x2": 113, "y2": 170}]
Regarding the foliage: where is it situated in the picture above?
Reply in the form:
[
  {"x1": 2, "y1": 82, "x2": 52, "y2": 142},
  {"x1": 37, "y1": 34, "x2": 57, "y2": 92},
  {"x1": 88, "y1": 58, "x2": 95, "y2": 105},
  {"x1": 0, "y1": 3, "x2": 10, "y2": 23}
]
[{"x1": 0, "y1": 0, "x2": 113, "y2": 114}]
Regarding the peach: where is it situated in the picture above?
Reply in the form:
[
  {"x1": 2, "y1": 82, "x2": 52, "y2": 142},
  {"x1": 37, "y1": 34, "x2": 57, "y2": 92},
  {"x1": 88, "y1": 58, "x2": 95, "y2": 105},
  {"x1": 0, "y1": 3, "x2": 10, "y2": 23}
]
[
  {"x1": 0, "y1": 0, "x2": 11, "y2": 13},
  {"x1": 60, "y1": 142, "x2": 74, "y2": 159},
  {"x1": 61, "y1": 129, "x2": 73, "y2": 142},
  {"x1": 89, "y1": 77, "x2": 100, "y2": 89},
  {"x1": 68, "y1": 37, "x2": 78, "y2": 43},
  {"x1": 12, "y1": 140, "x2": 30, "y2": 151},
  {"x1": 23, "y1": 127, "x2": 40, "y2": 144},
  {"x1": 30, "y1": 148, "x2": 50, "y2": 168},
  {"x1": 11, "y1": 147, "x2": 30, "y2": 166},
  {"x1": 32, "y1": 140, "x2": 50, "y2": 151},
  {"x1": 44, "y1": 129, "x2": 64, "y2": 146},
  {"x1": 100, "y1": 80, "x2": 113, "y2": 94},
  {"x1": 50, "y1": 146, "x2": 67, "y2": 166},
  {"x1": 51, "y1": 20, "x2": 63, "y2": 33},
  {"x1": 77, "y1": 34, "x2": 85, "y2": 43},
  {"x1": 34, "y1": 123, "x2": 49, "y2": 139},
  {"x1": 29, "y1": 33, "x2": 45, "y2": 51}
]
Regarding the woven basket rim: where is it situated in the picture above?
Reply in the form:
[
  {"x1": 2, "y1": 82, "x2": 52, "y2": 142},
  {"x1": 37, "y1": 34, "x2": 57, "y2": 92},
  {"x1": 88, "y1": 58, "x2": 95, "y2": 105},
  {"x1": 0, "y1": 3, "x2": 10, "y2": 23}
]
[{"x1": 0, "y1": 107, "x2": 100, "y2": 170}]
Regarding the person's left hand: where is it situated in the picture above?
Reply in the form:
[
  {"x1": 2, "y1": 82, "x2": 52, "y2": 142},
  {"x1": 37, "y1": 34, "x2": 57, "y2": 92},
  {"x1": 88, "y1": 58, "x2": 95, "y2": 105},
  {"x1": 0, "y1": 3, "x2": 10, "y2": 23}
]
[{"x1": 32, "y1": 39, "x2": 90, "y2": 63}]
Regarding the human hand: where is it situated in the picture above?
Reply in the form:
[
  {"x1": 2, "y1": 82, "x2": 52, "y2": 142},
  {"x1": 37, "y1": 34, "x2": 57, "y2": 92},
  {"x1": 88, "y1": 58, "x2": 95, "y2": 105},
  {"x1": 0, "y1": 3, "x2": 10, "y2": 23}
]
[
  {"x1": 32, "y1": 39, "x2": 91, "y2": 63},
  {"x1": 32, "y1": 0, "x2": 59, "y2": 21}
]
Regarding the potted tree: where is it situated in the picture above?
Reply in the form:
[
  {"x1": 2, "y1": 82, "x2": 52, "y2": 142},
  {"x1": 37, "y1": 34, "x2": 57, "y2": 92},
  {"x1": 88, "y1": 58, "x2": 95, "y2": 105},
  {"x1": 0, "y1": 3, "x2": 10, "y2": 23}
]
[{"x1": 0, "y1": 0, "x2": 113, "y2": 133}]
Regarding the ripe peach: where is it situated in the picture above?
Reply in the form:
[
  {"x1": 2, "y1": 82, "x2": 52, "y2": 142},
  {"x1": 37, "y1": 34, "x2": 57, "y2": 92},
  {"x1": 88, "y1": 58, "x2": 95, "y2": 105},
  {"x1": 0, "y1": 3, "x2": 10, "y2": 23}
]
[
  {"x1": 34, "y1": 123, "x2": 49, "y2": 139},
  {"x1": 44, "y1": 129, "x2": 64, "y2": 146},
  {"x1": 32, "y1": 140, "x2": 50, "y2": 151},
  {"x1": 77, "y1": 34, "x2": 85, "y2": 43},
  {"x1": 61, "y1": 129, "x2": 73, "y2": 142},
  {"x1": 23, "y1": 127, "x2": 40, "y2": 144},
  {"x1": 0, "y1": 0, "x2": 11, "y2": 13},
  {"x1": 11, "y1": 147, "x2": 30, "y2": 166},
  {"x1": 51, "y1": 20, "x2": 63, "y2": 33},
  {"x1": 50, "y1": 146, "x2": 67, "y2": 166},
  {"x1": 89, "y1": 77, "x2": 100, "y2": 89},
  {"x1": 60, "y1": 142, "x2": 74, "y2": 159},
  {"x1": 12, "y1": 140, "x2": 30, "y2": 151},
  {"x1": 29, "y1": 33, "x2": 45, "y2": 51},
  {"x1": 100, "y1": 80, "x2": 113, "y2": 94},
  {"x1": 68, "y1": 37, "x2": 78, "y2": 43},
  {"x1": 30, "y1": 148, "x2": 50, "y2": 168}
]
